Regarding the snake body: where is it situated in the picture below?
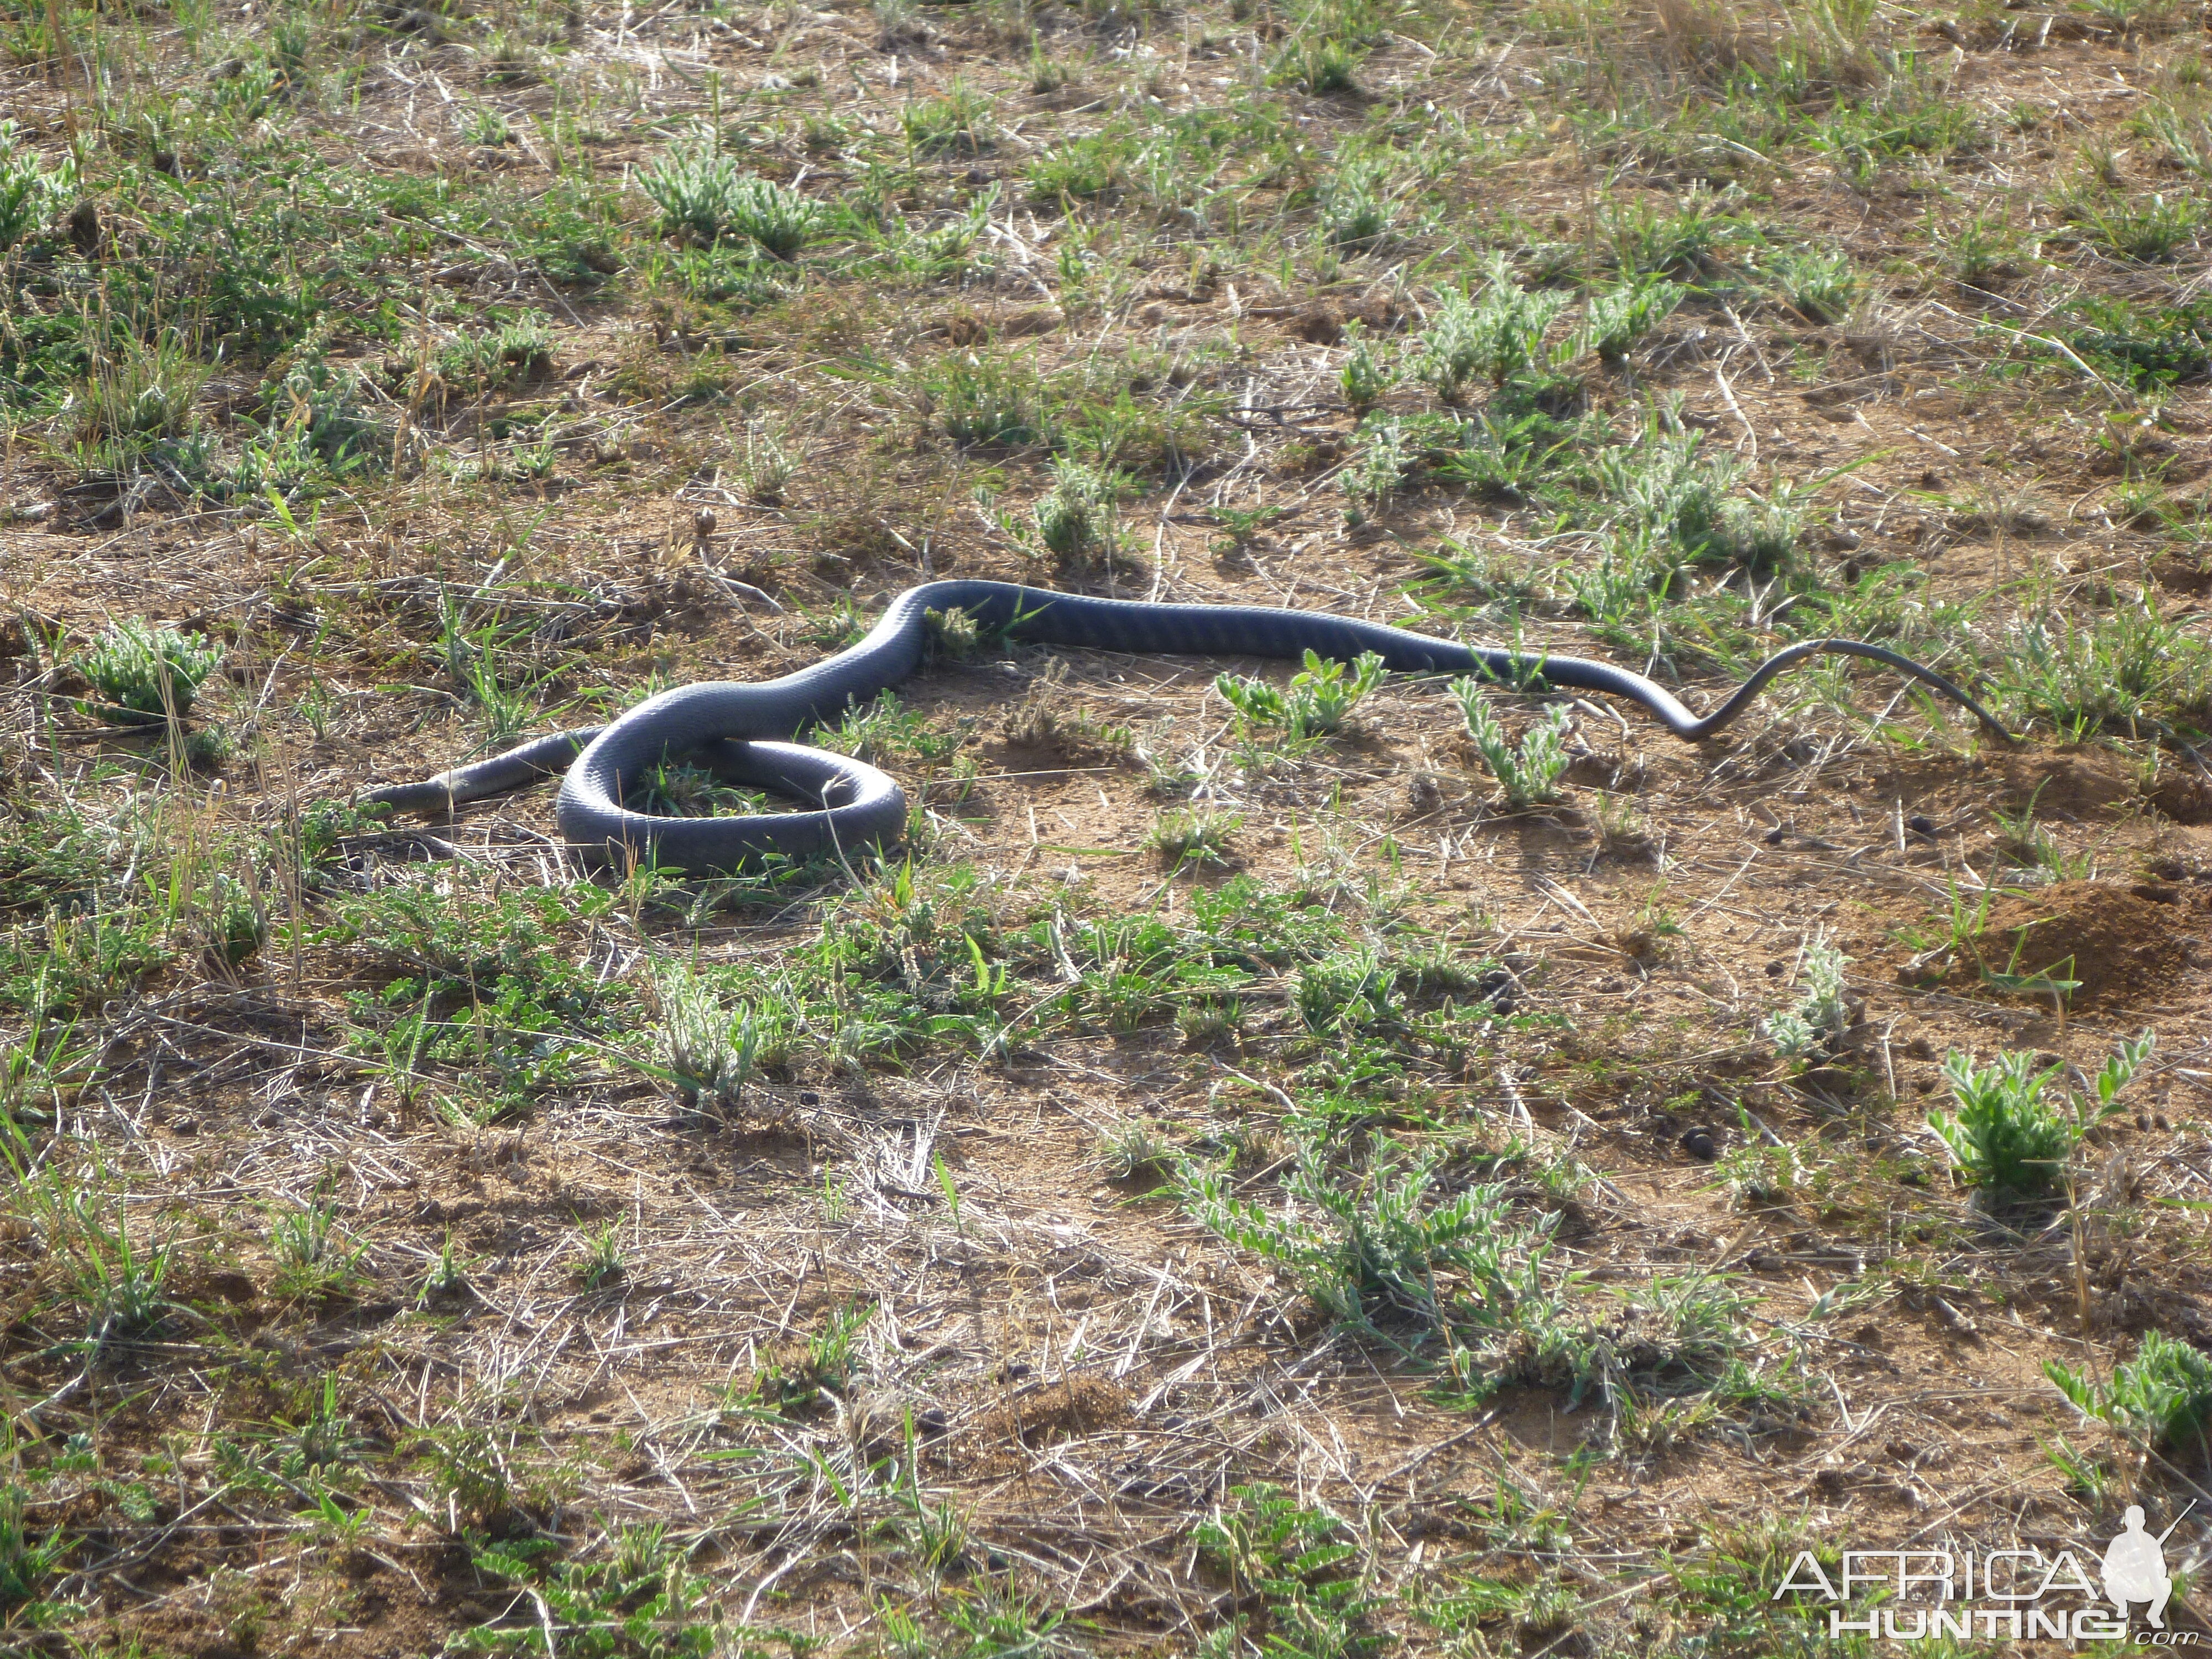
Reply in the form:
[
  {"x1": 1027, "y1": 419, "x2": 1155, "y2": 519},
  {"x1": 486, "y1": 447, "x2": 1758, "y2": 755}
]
[{"x1": 360, "y1": 580, "x2": 2010, "y2": 872}]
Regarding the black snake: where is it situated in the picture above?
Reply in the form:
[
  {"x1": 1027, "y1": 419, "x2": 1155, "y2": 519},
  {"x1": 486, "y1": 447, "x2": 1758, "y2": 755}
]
[{"x1": 359, "y1": 580, "x2": 2010, "y2": 872}]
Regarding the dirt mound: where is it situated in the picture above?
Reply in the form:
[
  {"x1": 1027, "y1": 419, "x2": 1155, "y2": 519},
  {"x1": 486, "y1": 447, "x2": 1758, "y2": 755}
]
[{"x1": 1920, "y1": 880, "x2": 2207, "y2": 1007}]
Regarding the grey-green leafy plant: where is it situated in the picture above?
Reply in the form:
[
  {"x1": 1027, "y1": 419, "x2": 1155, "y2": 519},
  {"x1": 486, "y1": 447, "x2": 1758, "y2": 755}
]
[
  {"x1": 1581, "y1": 277, "x2": 1685, "y2": 362},
  {"x1": 0, "y1": 121, "x2": 71, "y2": 250},
  {"x1": 72, "y1": 621, "x2": 223, "y2": 724},
  {"x1": 642, "y1": 143, "x2": 742, "y2": 240},
  {"x1": 0, "y1": 1485, "x2": 65, "y2": 1610},
  {"x1": 724, "y1": 173, "x2": 822, "y2": 259},
  {"x1": 1318, "y1": 159, "x2": 1399, "y2": 251},
  {"x1": 1761, "y1": 932, "x2": 1849, "y2": 1058},
  {"x1": 1416, "y1": 254, "x2": 1572, "y2": 399},
  {"x1": 573, "y1": 1222, "x2": 624, "y2": 1289},
  {"x1": 652, "y1": 957, "x2": 776, "y2": 1114},
  {"x1": 1180, "y1": 1139, "x2": 1560, "y2": 1339},
  {"x1": 642, "y1": 147, "x2": 820, "y2": 256},
  {"x1": 1452, "y1": 681, "x2": 1572, "y2": 807},
  {"x1": 1339, "y1": 322, "x2": 1393, "y2": 411},
  {"x1": 2047, "y1": 1329, "x2": 2212, "y2": 1458},
  {"x1": 1927, "y1": 1032, "x2": 2152, "y2": 1202},
  {"x1": 270, "y1": 1176, "x2": 368, "y2": 1297},
  {"x1": 1217, "y1": 650, "x2": 1387, "y2": 744},
  {"x1": 62, "y1": 1186, "x2": 176, "y2": 1344},
  {"x1": 1033, "y1": 456, "x2": 1118, "y2": 564},
  {"x1": 1149, "y1": 807, "x2": 1239, "y2": 869},
  {"x1": 1766, "y1": 246, "x2": 1861, "y2": 325}
]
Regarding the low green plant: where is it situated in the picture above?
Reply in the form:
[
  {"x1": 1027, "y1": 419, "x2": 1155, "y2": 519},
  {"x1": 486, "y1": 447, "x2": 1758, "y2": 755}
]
[
  {"x1": 0, "y1": 120, "x2": 71, "y2": 250},
  {"x1": 1761, "y1": 932, "x2": 1849, "y2": 1058},
  {"x1": 1148, "y1": 807, "x2": 1239, "y2": 869},
  {"x1": 651, "y1": 957, "x2": 776, "y2": 1115},
  {"x1": 902, "y1": 81, "x2": 997, "y2": 156},
  {"x1": 1452, "y1": 681, "x2": 1572, "y2": 807},
  {"x1": 1927, "y1": 1032, "x2": 2152, "y2": 1202},
  {"x1": 59, "y1": 1182, "x2": 177, "y2": 1344},
  {"x1": 1216, "y1": 650, "x2": 1387, "y2": 744},
  {"x1": 1765, "y1": 246, "x2": 1860, "y2": 325},
  {"x1": 1033, "y1": 457, "x2": 1118, "y2": 564},
  {"x1": 0, "y1": 1485, "x2": 64, "y2": 1610},
  {"x1": 1339, "y1": 322, "x2": 1393, "y2": 411},
  {"x1": 2074, "y1": 191, "x2": 2204, "y2": 263},
  {"x1": 1094, "y1": 1118, "x2": 1177, "y2": 1181},
  {"x1": 1195, "y1": 1483, "x2": 1380, "y2": 1658},
  {"x1": 1416, "y1": 254, "x2": 1572, "y2": 399},
  {"x1": 1180, "y1": 1137, "x2": 1558, "y2": 1339},
  {"x1": 2048, "y1": 1329, "x2": 2212, "y2": 1458},
  {"x1": 270, "y1": 1175, "x2": 368, "y2": 1297},
  {"x1": 72, "y1": 621, "x2": 224, "y2": 723},
  {"x1": 723, "y1": 174, "x2": 821, "y2": 259},
  {"x1": 1580, "y1": 277, "x2": 1684, "y2": 362},
  {"x1": 573, "y1": 1222, "x2": 624, "y2": 1289}
]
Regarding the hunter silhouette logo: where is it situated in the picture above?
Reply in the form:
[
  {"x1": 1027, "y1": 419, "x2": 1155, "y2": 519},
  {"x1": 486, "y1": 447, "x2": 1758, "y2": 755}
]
[{"x1": 2103, "y1": 1504, "x2": 2187, "y2": 1629}]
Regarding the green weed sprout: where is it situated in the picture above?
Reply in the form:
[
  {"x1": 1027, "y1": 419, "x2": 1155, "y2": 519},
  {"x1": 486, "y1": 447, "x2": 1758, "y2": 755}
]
[
  {"x1": 0, "y1": 121, "x2": 72, "y2": 250},
  {"x1": 1761, "y1": 932, "x2": 1850, "y2": 1058},
  {"x1": 1417, "y1": 253, "x2": 1572, "y2": 399},
  {"x1": 724, "y1": 173, "x2": 821, "y2": 259},
  {"x1": 73, "y1": 620, "x2": 223, "y2": 723},
  {"x1": 1581, "y1": 277, "x2": 1685, "y2": 363},
  {"x1": 1339, "y1": 322, "x2": 1393, "y2": 410},
  {"x1": 1217, "y1": 650, "x2": 1387, "y2": 744},
  {"x1": 1034, "y1": 457, "x2": 1118, "y2": 564},
  {"x1": 2048, "y1": 1329, "x2": 2212, "y2": 1458},
  {"x1": 1927, "y1": 1032, "x2": 2153, "y2": 1202},
  {"x1": 1452, "y1": 680, "x2": 1571, "y2": 807},
  {"x1": 652, "y1": 957, "x2": 772, "y2": 1114}
]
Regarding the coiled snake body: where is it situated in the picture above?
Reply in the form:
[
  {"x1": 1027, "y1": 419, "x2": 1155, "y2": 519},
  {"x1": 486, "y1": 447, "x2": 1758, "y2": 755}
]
[{"x1": 361, "y1": 580, "x2": 2009, "y2": 873}]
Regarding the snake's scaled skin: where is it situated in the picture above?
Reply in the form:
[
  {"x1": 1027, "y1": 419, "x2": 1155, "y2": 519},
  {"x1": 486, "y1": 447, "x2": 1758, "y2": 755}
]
[{"x1": 358, "y1": 580, "x2": 2012, "y2": 872}]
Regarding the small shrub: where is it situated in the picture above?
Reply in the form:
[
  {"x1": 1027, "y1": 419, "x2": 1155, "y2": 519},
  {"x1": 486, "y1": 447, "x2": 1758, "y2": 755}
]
[
  {"x1": 2075, "y1": 191, "x2": 2204, "y2": 263},
  {"x1": 933, "y1": 357, "x2": 1048, "y2": 447},
  {"x1": 1149, "y1": 807, "x2": 1239, "y2": 869},
  {"x1": 73, "y1": 621, "x2": 223, "y2": 723},
  {"x1": 651, "y1": 957, "x2": 775, "y2": 1114},
  {"x1": 0, "y1": 121, "x2": 71, "y2": 250},
  {"x1": 1033, "y1": 457, "x2": 1118, "y2": 564},
  {"x1": 1581, "y1": 277, "x2": 1684, "y2": 362},
  {"x1": 1318, "y1": 159, "x2": 1398, "y2": 250},
  {"x1": 642, "y1": 143, "x2": 740, "y2": 240},
  {"x1": 573, "y1": 1222, "x2": 623, "y2": 1289},
  {"x1": 902, "y1": 81, "x2": 997, "y2": 156},
  {"x1": 1269, "y1": 34, "x2": 1363, "y2": 92},
  {"x1": 0, "y1": 1486, "x2": 64, "y2": 1610},
  {"x1": 1181, "y1": 1138, "x2": 1558, "y2": 1337},
  {"x1": 739, "y1": 420, "x2": 796, "y2": 503},
  {"x1": 1452, "y1": 681, "x2": 1572, "y2": 807},
  {"x1": 1339, "y1": 322, "x2": 1393, "y2": 410},
  {"x1": 1927, "y1": 1032, "x2": 2151, "y2": 1202},
  {"x1": 2049, "y1": 1330, "x2": 2212, "y2": 1458},
  {"x1": 1094, "y1": 1118, "x2": 1177, "y2": 1180},
  {"x1": 1416, "y1": 254, "x2": 1572, "y2": 400},
  {"x1": 1761, "y1": 932, "x2": 1849, "y2": 1058},
  {"x1": 1217, "y1": 650, "x2": 1387, "y2": 744},
  {"x1": 1766, "y1": 246, "x2": 1861, "y2": 325},
  {"x1": 724, "y1": 173, "x2": 821, "y2": 259}
]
